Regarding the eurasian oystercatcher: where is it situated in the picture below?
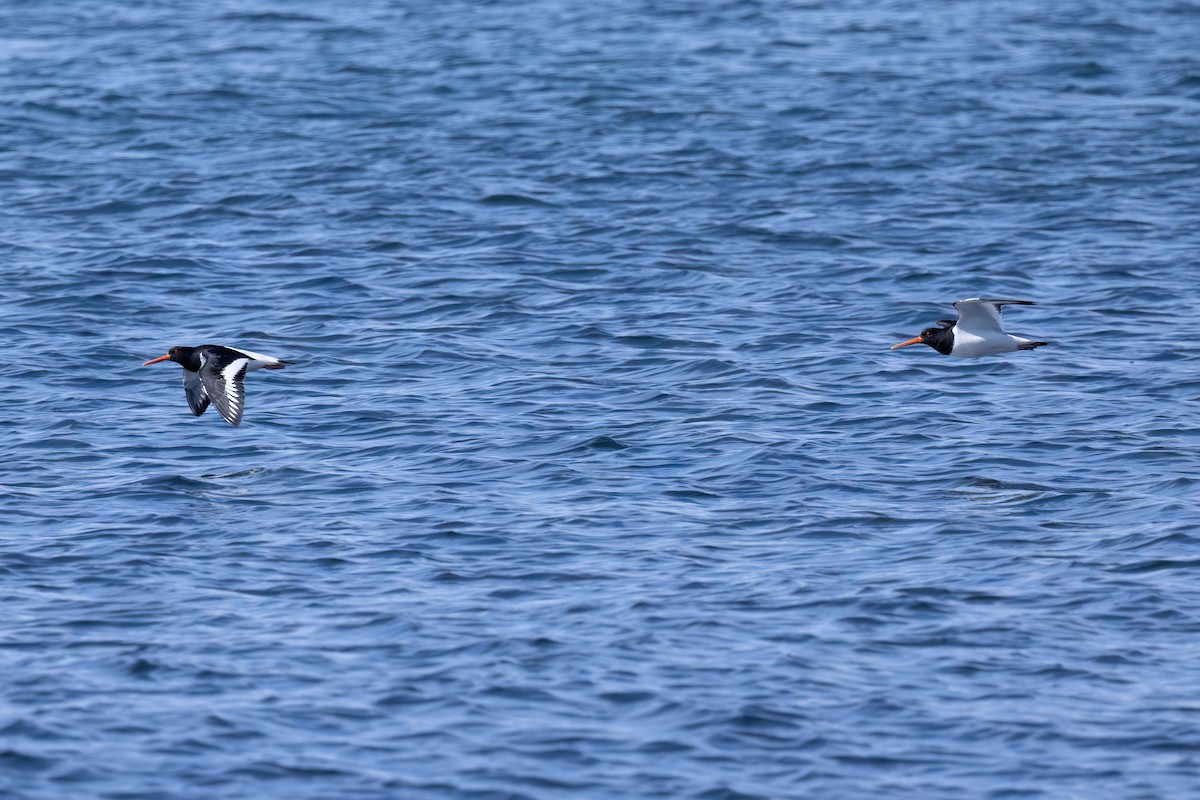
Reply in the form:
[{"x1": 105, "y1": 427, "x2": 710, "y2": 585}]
[
  {"x1": 891, "y1": 298, "x2": 1049, "y2": 358},
  {"x1": 142, "y1": 345, "x2": 290, "y2": 426}
]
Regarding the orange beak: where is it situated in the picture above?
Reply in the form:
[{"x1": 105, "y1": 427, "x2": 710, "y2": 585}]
[
  {"x1": 142, "y1": 354, "x2": 171, "y2": 366},
  {"x1": 890, "y1": 336, "x2": 923, "y2": 350}
]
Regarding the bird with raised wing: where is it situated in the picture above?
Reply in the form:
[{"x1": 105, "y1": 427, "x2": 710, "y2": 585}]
[
  {"x1": 891, "y1": 298, "x2": 1049, "y2": 358},
  {"x1": 142, "y1": 345, "x2": 290, "y2": 426}
]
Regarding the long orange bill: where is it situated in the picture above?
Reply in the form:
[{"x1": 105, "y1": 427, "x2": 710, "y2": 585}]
[
  {"x1": 890, "y1": 336, "x2": 923, "y2": 350},
  {"x1": 142, "y1": 354, "x2": 171, "y2": 366}
]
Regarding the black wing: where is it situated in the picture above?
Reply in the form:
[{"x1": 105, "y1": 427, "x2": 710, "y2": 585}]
[
  {"x1": 198, "y1": 354, "x2": 249, "y2": 426},
  {"x1": 975, "y1": 298, "x2": 1036, "y2": 308},
  {"x1": 182, "y1": 370, "x2": 210, "y2": 417}
]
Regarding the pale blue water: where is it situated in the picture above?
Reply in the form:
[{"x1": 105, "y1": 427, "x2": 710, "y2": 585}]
[{"x1": 3, "y1": 1, "x2": 1200, "y2": 798}]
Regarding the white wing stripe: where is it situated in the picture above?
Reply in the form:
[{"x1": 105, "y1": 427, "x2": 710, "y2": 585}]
[{"x1": 222, "y1": 358, "x2": 249, "y2": 384}]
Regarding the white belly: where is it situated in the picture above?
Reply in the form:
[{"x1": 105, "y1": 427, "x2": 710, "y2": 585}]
[{"x1": 950, "y1": 329, "x2": 1019, "y2": 358}]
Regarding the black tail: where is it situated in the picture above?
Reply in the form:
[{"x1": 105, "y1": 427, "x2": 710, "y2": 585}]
[{"x1": 1018, "y1": 341, "x2": 1049, "y2": 351}]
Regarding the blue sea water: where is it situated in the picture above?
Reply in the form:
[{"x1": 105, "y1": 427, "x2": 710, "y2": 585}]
[{"x1": 3, "y1": 0, "x2": 1200, "y2": 797}]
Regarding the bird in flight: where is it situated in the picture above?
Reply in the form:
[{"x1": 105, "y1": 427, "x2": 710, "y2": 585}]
[
  {"x1": 891, "y1": 298, "x2": 1048, "y2": 358},
  {"x1": 142, "y1": 344, "x2": 290, "y2": 426}
]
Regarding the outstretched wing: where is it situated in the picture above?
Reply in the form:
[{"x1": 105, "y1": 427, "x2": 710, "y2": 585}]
[
  {"x1": 182, "y1": 369, "x2": 210, "y2": 417},
  {"x1": 953, "y1": 298, "x2": 1035, "y2": 335},
  {"x1": 198, "y1": 356, "x2": 249, "y2": 426}
]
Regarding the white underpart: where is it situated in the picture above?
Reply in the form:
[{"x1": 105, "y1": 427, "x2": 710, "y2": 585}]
[
  {"x1": 227, "y1": 347, "x2": 282, "y2": 372},
  {"x1": 946, "y1": 327, "x2": 1031, "y2": 358},
  {"x1": 949, "y1": 298, "x2": 1028, "y2": 358}
]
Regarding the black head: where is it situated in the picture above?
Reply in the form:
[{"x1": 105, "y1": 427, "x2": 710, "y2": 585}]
[
  {"x1": 890, "y1": 324, "x2": 955, "y2": 356},
  {"x1": 167, "y1": 346, "x2": 196, "y2": 364},
  {"x1": 142, "y1": 345, "x2": 197, "y2": 367}
]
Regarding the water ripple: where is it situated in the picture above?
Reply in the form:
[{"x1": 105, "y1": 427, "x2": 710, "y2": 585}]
[{"x1": 2, "y1": 0, "x2": 1200, "y2": 798}]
